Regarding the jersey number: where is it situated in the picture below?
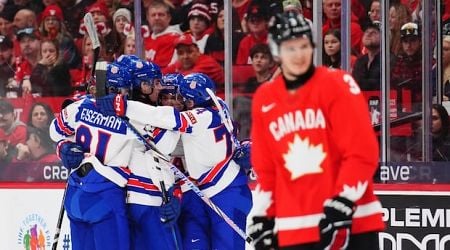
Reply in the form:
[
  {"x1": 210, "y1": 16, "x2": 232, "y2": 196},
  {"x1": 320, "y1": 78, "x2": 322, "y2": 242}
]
[
  {"x1": 76, "y1": 125, "x2": 111, "y2": 162},
  {"x1": 213, "y1": 125, "x2": 233, "y2": 158}
]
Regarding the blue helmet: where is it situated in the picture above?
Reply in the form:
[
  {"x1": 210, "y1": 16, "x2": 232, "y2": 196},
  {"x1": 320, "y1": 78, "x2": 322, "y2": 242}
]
[
  {"x1": 106, "y1": 62, "x2": 133, "y2": 91},
  {"x1": 180, "y1": 73, "x2": 216, "y2": 106},
  {"x1": 115, "y1": 55, "x2": 162, "y2": 89},
  {"x1": 161, "y1": 73, "x2": 185, "y2": 95}
]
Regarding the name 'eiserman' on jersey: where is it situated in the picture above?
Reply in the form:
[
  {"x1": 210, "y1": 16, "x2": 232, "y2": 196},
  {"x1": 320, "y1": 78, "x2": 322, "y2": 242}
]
[
  {"x1": 78, "y1": 107, "x2": 126, "y2": 133},
  {"x1": 269, "y1": 108, "x2": 326, "y2": 141}
]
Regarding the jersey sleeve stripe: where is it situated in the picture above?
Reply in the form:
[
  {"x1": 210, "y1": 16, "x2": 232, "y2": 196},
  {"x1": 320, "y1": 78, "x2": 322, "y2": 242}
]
[
  {"x1": 198, "y1": 154, "x2": 233, "y2": 185},
  {"x1": 55, "y1": 113, "x2": 75, "y2": 136}
]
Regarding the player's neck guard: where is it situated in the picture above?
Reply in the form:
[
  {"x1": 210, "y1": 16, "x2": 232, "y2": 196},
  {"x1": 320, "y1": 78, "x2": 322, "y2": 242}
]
[{"x1": 283, "y1": 64, "x2": 315, "y2": 90}]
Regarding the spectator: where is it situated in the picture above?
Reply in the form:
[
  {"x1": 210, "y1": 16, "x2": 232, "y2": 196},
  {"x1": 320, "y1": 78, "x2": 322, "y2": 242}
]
[
  {"x1": 0, "y1": 137, "x2": 14, "y2": 170},
  {"x1": 14, "y1": 126, "x2": 58, "y2": 163},
  {"x1": 59, "y1": 0, "x2": 96, "y2": 39},
  {"x1": 121, "y1": 35, "x2": 136, "y2": 55},
  {"x1": 367, "y1": 0, "x2": 381, "y2": 23},
  {"x1": 323, "y1": 29, "x2": 342, "y2": 69},
  {"x1": 12, "y1": 8, "x2": 37, "y2": 31},
  {"x1": 234, "y1": 43, "x2": 274, "y2": 139},
  {"x1": 86, "y1": 1, "x2": 117, "y2": 61},
  {"x1": 144, "y1": 0, "x2": 182, "y2": 69},
  {"x1": 27, "y1": 102, "x2": 54, "y2": 130},
  {"x1": 236, "y1": 0, "x2": 270, "y2": 65},
  {"x1": 184, "y1": 2, "x2": 212, "y2": 53},
  {"x1": 431, "y1": 104, "x2": 450, "y2": 161},
  {"x1": 443, "y1": 27, "x2": 450, "y2": 100},
  {"x1": 233, "y1": 0, "x2": 251, "y2": 24},
  {"x1": 204, "y1": 6, "x2": 244, "y2": 66},
  {"x1": 389, "y1": 3, "x2": 411, "y2": 56},
  {"x1": 163, "y1": 34, "x2": 225, "y2": 92},
  {"x1": 391, "y1": 22, "x2": 422, "y2": 112},
  {"x1": 30, "y1": 39, "x2": 72, "y2": 96},
  {"x1": 322, "y1": 0, "x2": 364, "y2": 56},
  {"x1": 0, "y1": 4, "x2": 19, "y2": 37},
  {"x1": 352, "y1": 21, "x2": 381, "y2": 91},
  {"x1": 38, "y1": 4, "x2": 81, "y2": 69},
  {"x1": 111, "y1": 7, "x2": 132, "y2": 58},
  {"x1": 0, "y1": 35, "x2": 16, "y2": 97},
  {"x1": 0, "y1": 99, "x2": 27, "y2": 147},
  {"x1": 15, "y1": 27, "x2": 41, "y2": 96}
]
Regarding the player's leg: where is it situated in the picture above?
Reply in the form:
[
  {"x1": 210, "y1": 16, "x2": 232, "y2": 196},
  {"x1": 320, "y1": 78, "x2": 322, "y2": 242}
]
[
  {"x1": 68, "y1": 220, "x2": 95, "y2": 250},
  {"x1": 128, "y1": 203, "x2": 182, "y2": 250},
  {"x1": 210, "y1": 185, "x2": 253, "y2": 250},
  {"x1": 178, "y1": 189, "x2": 211, "y2": 249}
]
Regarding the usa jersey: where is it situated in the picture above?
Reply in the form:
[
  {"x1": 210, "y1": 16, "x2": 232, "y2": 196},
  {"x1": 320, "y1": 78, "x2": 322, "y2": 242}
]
[
  {"x1": 125, "y1": 102, "x2": 247, "y2": 197},
  {"x1": 251, "y1": 67, "x2": 385, "y2": 246},
  {"x1": 49, "y1": 97, "x2": 139, "y2": 186}
]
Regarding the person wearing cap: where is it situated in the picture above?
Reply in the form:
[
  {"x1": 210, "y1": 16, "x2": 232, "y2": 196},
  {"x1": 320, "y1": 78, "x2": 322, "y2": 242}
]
[
  {"x1": 322, "y1": 0, "x2": 364, "y2": 57},
  {"x1": 39, "y1": 4, "x2": 80, "y2": 69},
  {"x1": 144, "y1": 0, "x2": 182, "y2": 69},
  {"x1": 184, "y1": 3, "x2": 212, "y2": 53},
  {"x1": 352, "y1": 21, "x2": 381, "y2": 91},
  {"x1": 0, "y1": 35, "x2": 15, "y2": 97},
  {"x1": 391, "y1": 22, "x2": 423, "y2": 112},
  {"x1": 249, "y1": 11, "x2": 384, "y2": 249},
  {"x1": 15, "y1": 27, "x2": 41, "y2": 94},
  {"x1": 0, "y1": 99, "x2": 26, "y2": 147},
  {"x1": 112, "y1": 7, "x2": 131, "y2": 36},
  {"x1": 163, "y1": 34, "x2": 225, "y2": 93},
  {"x1": 236, "y1": 0, "x2": 271, "y2": 65}
]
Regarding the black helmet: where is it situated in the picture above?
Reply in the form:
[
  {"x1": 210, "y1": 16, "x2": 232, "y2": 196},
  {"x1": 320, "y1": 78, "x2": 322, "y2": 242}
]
[{"x1": 268, "y1": 11, "x2": 312, "y2": 45}]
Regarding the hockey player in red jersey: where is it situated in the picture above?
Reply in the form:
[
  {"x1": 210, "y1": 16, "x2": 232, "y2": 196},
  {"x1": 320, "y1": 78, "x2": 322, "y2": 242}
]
[{"x1": 249, "y1": 11, "x2": 385, "y2": 249}]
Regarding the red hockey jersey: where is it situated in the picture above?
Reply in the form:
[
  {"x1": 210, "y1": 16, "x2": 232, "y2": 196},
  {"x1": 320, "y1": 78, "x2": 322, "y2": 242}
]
[{"x1": 251, "y1": 67, "x2": 384, "y2": 246}]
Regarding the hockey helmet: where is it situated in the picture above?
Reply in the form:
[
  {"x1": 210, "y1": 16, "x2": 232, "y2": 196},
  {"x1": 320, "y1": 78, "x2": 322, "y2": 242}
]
[
  {"x1": 268, "y1": 11, "x2": 313, "y2": 56},
  {"x1": 115, "y1": 55, "x2": 162, "y2": 89},
  {"x1": 180, "y1": 73, "x2": 216, "y2": 107},
  {"x1": 106, "y1": 62, "x2": 133, "y2": 92},
  {"x1": 161, "y1": 73, "x2": 185, "y2": 95}
]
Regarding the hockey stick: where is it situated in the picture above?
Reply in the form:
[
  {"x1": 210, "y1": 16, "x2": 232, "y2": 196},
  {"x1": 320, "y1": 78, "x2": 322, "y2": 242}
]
[
  {"x1": 123, "y1": 119, "x2": 253, "y2": 244},
  {"x1": 52, "y1": 13, "x2": 105, "y2": 250}
]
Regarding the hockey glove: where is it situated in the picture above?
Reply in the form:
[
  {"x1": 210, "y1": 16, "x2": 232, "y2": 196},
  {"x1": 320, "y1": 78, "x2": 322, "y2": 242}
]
[
  {"x1": 96, "y1": 93, "x2": 127, "y2": 117},
  {"x1": 57, "y1": 140, "x2": 84, "y2": 170},
  {"x1": 232, "y1": 139, "x2": 252, "y2": 170},
  {"x1": 248, "y1": 216, "x2": 278, "y2": 250},
  {"x1": 318, "y1": 196, "x2": 355, "y2": 250},
  {"x1": 159, "y1": 186, "x2": 181, "y2": 227}
]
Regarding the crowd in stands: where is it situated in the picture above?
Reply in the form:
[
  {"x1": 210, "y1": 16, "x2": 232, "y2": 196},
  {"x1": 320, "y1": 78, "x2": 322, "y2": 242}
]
[{"x1": 0, "y1": 0, "x2": 450, "y2": 180}]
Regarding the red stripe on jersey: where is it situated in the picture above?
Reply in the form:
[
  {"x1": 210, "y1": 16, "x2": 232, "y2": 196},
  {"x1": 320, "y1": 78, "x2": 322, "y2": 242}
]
[
  {"x1": 119, "y1": 166, "x2": 131, "y2": 175},
  {"x1": 56, "y1": 113, "x2": 74, "y2": 136},
  {"x1": 127, "y1": 178, "x2": 159, "y2": 191},
  {"x1": 198, "y1": 154, "x2": 232, "y2": 185},
  {"x1": 178, "y1": 114, "x2": 189, "y2": 132}
]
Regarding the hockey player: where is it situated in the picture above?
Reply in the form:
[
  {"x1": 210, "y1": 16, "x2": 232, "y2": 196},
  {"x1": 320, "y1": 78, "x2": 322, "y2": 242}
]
[
  {"x1": 249, "y1": 11, "x2": 385, "y2": 249},
  {"x1": 96, "y1": 73, "x2": 253, "y2": 249},
  {"x1": 50, "y1": 57, "x2": 181, "y2": 250}
]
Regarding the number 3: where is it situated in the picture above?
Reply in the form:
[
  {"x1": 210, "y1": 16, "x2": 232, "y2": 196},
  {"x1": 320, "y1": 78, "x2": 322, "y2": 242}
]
[{"x1": 343, "y1": 74, "x2": 361, "y2": 95}]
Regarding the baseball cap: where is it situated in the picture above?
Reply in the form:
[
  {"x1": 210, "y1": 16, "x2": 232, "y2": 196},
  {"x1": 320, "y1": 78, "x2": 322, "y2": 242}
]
[
  {"x1": 0, "y1": 100, "x2": 14, "y2": 114},
  {"x1": 364, "y1": 21, "x2": 381, "y2": 32},
  {"x1": 16, "y1": 27, "x2": 40, "y2": 41},
  {"x1": 0, "y1": 35, "x2": 13, "y2": 50},
  {"x1": 188, "y1": 3, "x2": 211, "y2": 22},
  {"x1": 174, "y1": 34, "x2": 196, "y2": 48},
  {"x1": 400, "y1": 22, "x2": 420, "y2": 39},
  {"x1": 87, "y1": 2, "x2": 110, "y2": 18},
  {"x1": 246, "y1": 2, "x2": 270, "y2": 21}
]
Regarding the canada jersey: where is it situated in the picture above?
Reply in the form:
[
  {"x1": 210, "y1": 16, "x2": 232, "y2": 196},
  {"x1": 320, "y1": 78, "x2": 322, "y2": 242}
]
[
  {"x1": 126, "y1": 102, "x2": 246, "y2": 197},
  {"x1": 49, "y1": 98, "x2": 137, "y2": 186},
  {"x1": 251, "y1": 67, "x2": 384, "y2": 246}
]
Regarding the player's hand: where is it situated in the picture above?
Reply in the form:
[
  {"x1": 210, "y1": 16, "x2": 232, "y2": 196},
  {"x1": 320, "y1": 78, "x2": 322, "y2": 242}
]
[
  {"x1": 232, "y1": 139, "x2": 252, "y2": 170},
  {"x1": 318, "y1": 196, "x2": 355, "y2": 250},
  {"x1": 96, "y1": 93, "x2": 127, "y2": 117},
  {"x1": 57, "y1": 140, "x2": 84, "y2": 170},
  {"x1": 248, "y1": 216, "x2": 278, "y2": 250},
  {"x1": 159, "y1": 186, "x2": 181, "y2": 227}
]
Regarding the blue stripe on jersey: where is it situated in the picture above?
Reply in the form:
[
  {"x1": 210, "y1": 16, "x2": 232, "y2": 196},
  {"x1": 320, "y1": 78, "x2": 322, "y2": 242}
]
[
  {"x1": 152, "y1": 129, "x2": 166, "y2": 144},
  {"x1": 74, "y1": 100, "x2": 127, "y2": 134},
  {"x1": 196, "y1": 160, "x2": 231, "y2": 189},
  {"x1": 54, "y1": 113, "x2": 75, "y2": 137}
]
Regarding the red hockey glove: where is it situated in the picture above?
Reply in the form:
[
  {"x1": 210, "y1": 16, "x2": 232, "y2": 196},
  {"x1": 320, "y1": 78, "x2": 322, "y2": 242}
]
[
  {"x1": 248, "y1": 216, "x2": 278, "y2": 250},
  {"x1": 318, "y1": 196, "x2": 355, "y2": 250},
  {"x1": 96, "y1": 93, "x2": 127, "y2": 117}
]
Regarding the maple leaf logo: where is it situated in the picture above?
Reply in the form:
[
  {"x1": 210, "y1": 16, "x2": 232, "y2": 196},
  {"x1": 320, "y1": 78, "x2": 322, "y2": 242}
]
[
  {"x1": 340, "y1": 181, "x2": 368, "y2": 202},
  {"x1": 250, "y1": 185, "x2": 273, "y2": 216},
  {"x1": 283, "y1": 135, "x2": 326, "y2": 180}
]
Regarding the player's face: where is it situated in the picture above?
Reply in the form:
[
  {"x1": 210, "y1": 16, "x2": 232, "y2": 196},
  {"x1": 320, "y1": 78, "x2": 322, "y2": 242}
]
[{"x1": 279, "y1": 37, "x2": 314, "y2": 79}]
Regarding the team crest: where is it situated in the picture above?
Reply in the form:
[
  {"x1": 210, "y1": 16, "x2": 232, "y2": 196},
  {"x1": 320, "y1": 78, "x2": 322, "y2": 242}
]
[
  {"x1": 111, "y1": 65, "x2": 119, "y2": 74},
  {"x1": 136, "y1": 61, "x2": 143, "y2": 69},
  {"x1": 189, "y1": 81, "x2": 197, "y2": 89}
]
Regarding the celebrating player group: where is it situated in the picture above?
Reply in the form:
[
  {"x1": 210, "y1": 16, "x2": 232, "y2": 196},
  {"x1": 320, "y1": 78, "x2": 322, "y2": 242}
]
[{"x1": 49, "y1": 11, "x2": 384, "y2": 250}]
